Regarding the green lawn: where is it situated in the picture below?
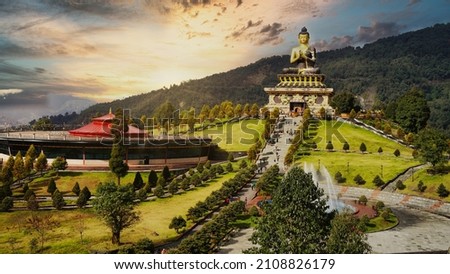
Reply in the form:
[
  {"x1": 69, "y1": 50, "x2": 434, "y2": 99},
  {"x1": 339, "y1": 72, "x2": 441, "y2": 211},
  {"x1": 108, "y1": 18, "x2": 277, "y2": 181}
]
[
  {"x1": 397, "y1": 167, "x2": 450, "y2": 202},
  {"x1": 14, "y1": 171, "x2": 153, "y2": 197},
  {"x1": 365, "y1": 213, "x2": 399, "y2": 233},
  {"x1": 0, "y1": 171, "x2": 237, "y2": 253},
  {"x1": 298, "y1": 120, "x2": 420, "y2": 188},
  {"x1": 305, "y1": 120, "x2": 413, "y2": 156},
  {"x1": 200, "y1": 119, "x2": 265, "y2": 151}
]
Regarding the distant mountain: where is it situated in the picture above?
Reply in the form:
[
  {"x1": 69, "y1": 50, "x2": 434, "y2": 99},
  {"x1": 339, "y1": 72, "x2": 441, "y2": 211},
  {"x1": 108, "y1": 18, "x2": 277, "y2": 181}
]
[
  {"x1": 69, "y1": 23, "x2": 450, "y2": 134},
  {"x1": 3, "y1": 94, "x2": 95, "y2": 126}
]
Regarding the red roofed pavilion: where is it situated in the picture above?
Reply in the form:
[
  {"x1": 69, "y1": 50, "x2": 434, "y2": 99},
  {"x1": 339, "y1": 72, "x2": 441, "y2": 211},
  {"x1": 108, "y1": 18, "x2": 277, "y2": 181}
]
[{"x1": 68, "y1": 110, "x2": 146, "y2": 138}]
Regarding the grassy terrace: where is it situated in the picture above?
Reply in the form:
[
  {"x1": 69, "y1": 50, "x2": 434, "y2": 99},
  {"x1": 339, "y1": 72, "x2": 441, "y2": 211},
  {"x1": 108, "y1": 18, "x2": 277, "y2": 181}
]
[
  {"x1": 201, "y1": 119, "x2": 265, "y2": 152},
  {"x1": 297, "y1": 120, "x2": 420, "y2": 188},
  {"x1": 0, "y1": 169, "x2": 239, "y2": 253},
  {"x1": 398, "y1": 168, "x2": 450, "y2": 203}
]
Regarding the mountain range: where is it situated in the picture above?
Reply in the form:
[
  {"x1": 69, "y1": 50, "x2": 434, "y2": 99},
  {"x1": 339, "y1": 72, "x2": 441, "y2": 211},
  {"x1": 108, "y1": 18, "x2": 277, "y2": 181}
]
[{"x1": 46, "y1": 23, "x2": 450, "y2": 135}]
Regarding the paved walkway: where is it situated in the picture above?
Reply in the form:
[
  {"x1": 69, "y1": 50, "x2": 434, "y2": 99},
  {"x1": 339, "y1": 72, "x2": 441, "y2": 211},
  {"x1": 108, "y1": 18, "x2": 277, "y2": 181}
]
[{"x1": 218, "y1": 116, "x2": 450, "y2": 254}]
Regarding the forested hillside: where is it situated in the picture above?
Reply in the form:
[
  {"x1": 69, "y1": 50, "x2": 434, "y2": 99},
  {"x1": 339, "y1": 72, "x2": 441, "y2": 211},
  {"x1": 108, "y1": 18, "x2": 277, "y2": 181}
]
[{"x1": 61, "y1": 23, "x2": 450, "y2": 133}]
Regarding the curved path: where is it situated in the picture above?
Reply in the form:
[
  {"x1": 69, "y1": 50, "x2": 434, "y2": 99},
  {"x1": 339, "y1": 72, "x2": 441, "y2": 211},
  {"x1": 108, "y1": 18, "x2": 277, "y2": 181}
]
[{"x1": 218, "y1": 116, "x2": 450, "y2": 254}]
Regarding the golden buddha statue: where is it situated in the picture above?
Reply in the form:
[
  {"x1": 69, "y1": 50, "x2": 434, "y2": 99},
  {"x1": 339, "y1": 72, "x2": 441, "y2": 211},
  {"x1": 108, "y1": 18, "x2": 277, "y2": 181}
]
[{"x1": 283, "y1": 27, "x2": 320, "y2": 75}]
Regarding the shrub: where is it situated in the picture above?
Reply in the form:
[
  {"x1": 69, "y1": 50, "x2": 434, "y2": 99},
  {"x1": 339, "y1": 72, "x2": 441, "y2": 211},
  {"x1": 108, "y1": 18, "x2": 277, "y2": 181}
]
[
  {"x1": 375, "y1": 201, "x2": 385, "y2": 212},
  {"x1": 377, "y1": 147, "x2": 383, "y2": 154},
  {"x1": 0, "y1": 197, "x2": 13, "y2": 212},
  {"x1": 196, "y1": 162, "x2": 204, "y2": 173},
  {"x1": 169, "y1": 216, "x2": 187, "y2": 234},
  {"x1": 168, "y1": 181, "x2": 179, "y2": 195},
  {"x1": 157, "y1": 176, "x2": 166, "y2": 188},
  {"x1": 204, "y1": 160, "x2": 211, "y2": 170},
  {"x1": 72, "y1": 182, "x2": 81, "y2": 196},
  {"x1": 47, "y1": 178, "x2": 57, "y2": 194},
  {"x1": 393, "y1": 149, "x2": 400, "y2": 157},
  {"x1": 342, "y1": 142, "x2": 349, "y2": 152},
  {"x1": 326, "y1": 141, "x2": 334, "y2": 151},
  {"x1": 239, "y1": 160, "x2": 248, "y2": 169},
  {"x1": 52, "y1": 189, "x2": 66, "y2": 210},
  {"x1": 354, "y1": 174, "x2": 366, "y2": 185},
  {"x1": 180, "y1": 178, "x2": 191, "y2": 191},
  {"x1": 359, "y1": 215, "x2": 370, "y2": 227},
  {"x1": 417, "y1": 180, "x2": 427, "y2": 192},
  {"x1": 334, "y1": 171, "x2": 346, "y2": 183},
  {"x1": 162, "y1": 166, "x2": 171, "y2": 181},
  {"x1": 437, "y1": 183, "x2": 449, "y2": 198},
  {"x1": 381, "y1": 210, "x2": 390, "y2": 221},
  {"x1": 153, "y1": 185, "x2": 165, "y2": 198},
  {"x1": 358, "y1": 195, "x2": 368, "y2": 205},
  {"x1": 373, "y1": 175, "x2": 385, "y2": 187},
  {"x1": 137, "y1": 188, "x2": 148, "y2": 201},
  {"x1": 395, "y1": 180, "x2": 406, "y2": 190},
  {"x1": 148, "y1": 170, "x2": 158, "y2": 188},
  {"x1": 359, "y1": 142, "x2": 367, "y2": 153},
  {"x1": 76, "y1": 192, "x2": 89, "y2": 208},
  {"x1": 249, "y1": 206, "x2": 260, "y2": 217}
]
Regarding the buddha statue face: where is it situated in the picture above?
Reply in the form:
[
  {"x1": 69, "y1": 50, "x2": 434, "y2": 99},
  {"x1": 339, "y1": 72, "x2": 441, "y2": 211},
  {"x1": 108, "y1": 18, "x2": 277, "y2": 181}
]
[{"x1": 298, "y1": 33, "x2": 309, "y2": 45}]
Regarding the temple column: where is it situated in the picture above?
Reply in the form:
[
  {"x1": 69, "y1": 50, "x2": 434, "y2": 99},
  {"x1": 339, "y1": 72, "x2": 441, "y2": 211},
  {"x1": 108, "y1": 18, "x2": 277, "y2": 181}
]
[{"x1": 82, "y1": 147, "x2": 86, "y2": 165}]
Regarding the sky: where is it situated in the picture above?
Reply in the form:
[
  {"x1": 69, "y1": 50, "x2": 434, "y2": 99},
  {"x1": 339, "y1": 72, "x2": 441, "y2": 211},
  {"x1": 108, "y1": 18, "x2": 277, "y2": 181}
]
[{"x1": 0, "y1": 0, "x2": 448, "y2": 124}]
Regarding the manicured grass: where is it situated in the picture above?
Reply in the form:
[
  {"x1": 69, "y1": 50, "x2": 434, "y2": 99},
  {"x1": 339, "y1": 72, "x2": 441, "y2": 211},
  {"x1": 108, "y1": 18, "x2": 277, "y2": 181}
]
[
  {"x1": 0, "y1": 171, "x2": 238, "y2": 253},
  {"x1": 305, "y1": 120, "x2": 412, "y2": 156},
  {"x1": 28, "y1": 171, "x2": 152, "y2": 196},
  {"x1": 365, "y1": 213, "x2": 399, "y2": 233},
  {"x1": 201, "y1": 119, "x2": 265, "y2": 151},
  {"x1": 297, "y1": 120, "x2": 420, "y2": 188},
  {"x1": 397, "y1": 168, "x2": 450, "y2": 202},
  {"x1": 297, "y1": 152, "x2": 419, "y2": 189}
]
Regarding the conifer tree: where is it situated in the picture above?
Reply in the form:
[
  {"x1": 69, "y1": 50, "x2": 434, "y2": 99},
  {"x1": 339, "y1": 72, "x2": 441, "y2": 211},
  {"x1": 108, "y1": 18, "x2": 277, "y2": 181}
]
[
  {"x1": 72, "y1": 182, "x2": 81, "y2": 196},
  {"x1": 35, "y1": 151, "x2": 48, "y2": 176},
  {"x1": 52, "y1": 189, "x2": 66, "y2": 210},
  {"x1": 133, "y1": 172, "x2": 144, "y2": 190},
  {"x1": 1, "y1": 155, "x2": 14, "y2": 186},
  {"x1": 13, "y1": 151, "x2": 25, "y2": 182},
  {"x1": 162, "y1": 166, "x2": 171, "y2": 181},
  {"x1": 249, "y1": 167, "x2": 332, "y2": 253},
  {"x1": 47, "y1": 178, "x2": 57, "y2": 194},
  {"x1": 148, "y1": 170, "x2": 158, "y2": 188}
]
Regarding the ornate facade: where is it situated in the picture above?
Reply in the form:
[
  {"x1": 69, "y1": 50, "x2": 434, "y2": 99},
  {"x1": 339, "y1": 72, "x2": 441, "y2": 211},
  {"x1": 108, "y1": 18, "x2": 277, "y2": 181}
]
[{"x1": 264, "y1": 27, "x2": 334, "y2": 117}]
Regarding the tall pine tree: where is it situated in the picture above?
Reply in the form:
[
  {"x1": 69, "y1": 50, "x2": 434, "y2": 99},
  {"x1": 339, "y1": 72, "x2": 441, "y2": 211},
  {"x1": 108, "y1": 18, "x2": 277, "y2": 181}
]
[{"x1": 249, "y1": 167, "x2": 332, "y2": 253}]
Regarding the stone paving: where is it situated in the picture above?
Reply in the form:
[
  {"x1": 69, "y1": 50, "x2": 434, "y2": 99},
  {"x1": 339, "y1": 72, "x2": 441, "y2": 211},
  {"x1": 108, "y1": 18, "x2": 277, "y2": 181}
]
[{"x1": 218, "y1": 116, "x2": 450, "y2": 254}]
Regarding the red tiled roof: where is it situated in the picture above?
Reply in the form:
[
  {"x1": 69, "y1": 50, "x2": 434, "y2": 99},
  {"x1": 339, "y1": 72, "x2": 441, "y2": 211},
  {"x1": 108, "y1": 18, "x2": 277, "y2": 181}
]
[{"x1": 68, "y1": 113, "x2": 146, "y2": 138}]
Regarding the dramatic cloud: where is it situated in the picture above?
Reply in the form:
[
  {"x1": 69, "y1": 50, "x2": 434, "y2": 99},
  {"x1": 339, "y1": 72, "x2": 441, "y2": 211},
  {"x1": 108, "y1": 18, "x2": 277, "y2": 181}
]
[
  {"x1": 226, "y1": 20, "x2": 286, "y2": 46},
  {"x1": 313, "y1": 35, "x2": 354, "y2": 51},
  {"x1": 226, "y1": 19, "x2": 263, "y2": 40},
  {"x1": 0, "y1": 89, "x2": 22, "y2": 96},
  {"x1": 257, "y1": 23, "x2": 286, "y2": 45},
  {"x1": 313, "y1": 21, "x2": 404, "y2": 51},
  {"x1": 356, "y1": 21, "x2": 403, "y2": 43}
]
